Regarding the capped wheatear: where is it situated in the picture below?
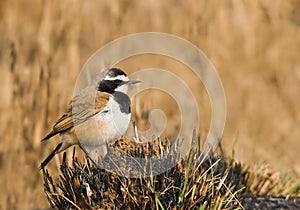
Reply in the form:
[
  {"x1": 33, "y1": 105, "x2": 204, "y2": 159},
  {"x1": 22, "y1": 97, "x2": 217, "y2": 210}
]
[{"x1": 40, "y1": 68, "x2": 140, "y2": 169}]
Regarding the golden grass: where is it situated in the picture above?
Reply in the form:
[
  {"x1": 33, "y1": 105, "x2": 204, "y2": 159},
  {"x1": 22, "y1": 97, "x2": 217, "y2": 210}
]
[{"x1": 0, "y1": 0, "x2": 299, "y2": 208}]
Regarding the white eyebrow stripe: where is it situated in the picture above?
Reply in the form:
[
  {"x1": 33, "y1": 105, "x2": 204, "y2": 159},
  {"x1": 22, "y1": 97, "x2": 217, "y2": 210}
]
[{"x1": 104, "y1": 75, "x2": 128, "y2": 81}]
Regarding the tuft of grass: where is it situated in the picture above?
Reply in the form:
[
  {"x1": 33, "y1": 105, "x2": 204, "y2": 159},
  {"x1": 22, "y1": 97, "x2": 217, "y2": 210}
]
[
  {"x1": 41, "y1": 137, "x2": 300, "y2": 209},
  {"x1": 178, "y1": 129, "x2": 197, "y2": 206},
  {"x1": 288, "y1": 180, "x2": 300, "y2": 195},
  {"x1": 43, "y1": 136, "x2": 300, "y2": 210},
  {"x1": 42, "y1": 137, "x2": 249, "y2": 209}
]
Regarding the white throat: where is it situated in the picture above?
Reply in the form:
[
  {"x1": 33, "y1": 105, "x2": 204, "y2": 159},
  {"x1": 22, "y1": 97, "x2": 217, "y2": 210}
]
[{"x1": 115, "y1": 84, "x2": 128, "y2": 93}]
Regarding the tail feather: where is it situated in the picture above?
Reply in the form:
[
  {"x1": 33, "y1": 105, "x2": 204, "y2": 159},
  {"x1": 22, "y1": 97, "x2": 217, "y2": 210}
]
[
  {"x1": 41, "y1": 130, "x2": 57, "y2": 142},
  {"x1": 39, "y1": 142, "x2": 63, "y2": 170}
]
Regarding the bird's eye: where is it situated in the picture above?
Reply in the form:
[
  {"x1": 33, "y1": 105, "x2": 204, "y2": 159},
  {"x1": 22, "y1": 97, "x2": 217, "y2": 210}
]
[{"x1": 115, "y1": 79, "x2": 122, "y2": 84}]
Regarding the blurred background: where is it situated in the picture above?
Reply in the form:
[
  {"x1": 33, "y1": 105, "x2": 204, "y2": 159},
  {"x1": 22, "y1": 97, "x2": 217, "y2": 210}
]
[{"x1": 0, "y1": 0, "x2": 299, "y2": 209}]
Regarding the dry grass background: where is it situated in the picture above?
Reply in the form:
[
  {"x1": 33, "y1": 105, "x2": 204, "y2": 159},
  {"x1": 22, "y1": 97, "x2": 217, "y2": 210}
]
[{"x1": 0, "y1": 0, "x2": 299, "y2": 209}]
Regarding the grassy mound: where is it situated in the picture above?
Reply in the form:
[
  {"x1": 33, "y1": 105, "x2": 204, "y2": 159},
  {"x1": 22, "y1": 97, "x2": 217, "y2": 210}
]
[{"x1": 42, "y1": 137, "x2": 300, "y2": 209}]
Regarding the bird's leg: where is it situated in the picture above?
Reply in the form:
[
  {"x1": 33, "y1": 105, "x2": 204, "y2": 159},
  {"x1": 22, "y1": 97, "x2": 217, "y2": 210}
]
[
  {"x1": 132, "y1": 121, "x2": 140, "y2": 142},
  {"x1": 79, "y1": 145, "x2": 98, "y2": 167}
]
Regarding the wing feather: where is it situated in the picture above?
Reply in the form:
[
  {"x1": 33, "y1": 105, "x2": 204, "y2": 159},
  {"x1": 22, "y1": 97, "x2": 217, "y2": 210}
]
[{"x1": 42, "y1": 89, "x2": 110, "y2": 141}]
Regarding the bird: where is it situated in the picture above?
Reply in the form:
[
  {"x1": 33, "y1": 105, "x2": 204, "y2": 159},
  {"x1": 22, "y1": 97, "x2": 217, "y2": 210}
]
[{"x1": 39, "y1": 68, "x2": 140, "y2": 170}]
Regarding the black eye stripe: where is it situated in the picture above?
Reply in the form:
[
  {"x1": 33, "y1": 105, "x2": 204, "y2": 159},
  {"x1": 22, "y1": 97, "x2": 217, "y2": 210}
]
[
  {"x1": 115, "y1": 79, "x2": 122, "y2": 84},
  {"x1": 98, "y1": 80, "x2": 117, "y2": 93}
]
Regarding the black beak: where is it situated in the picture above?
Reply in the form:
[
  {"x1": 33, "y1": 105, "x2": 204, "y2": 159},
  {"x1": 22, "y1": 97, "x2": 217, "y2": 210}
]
[{"x1": 123, "y1": 80, "x2": 141, "y2": 85}]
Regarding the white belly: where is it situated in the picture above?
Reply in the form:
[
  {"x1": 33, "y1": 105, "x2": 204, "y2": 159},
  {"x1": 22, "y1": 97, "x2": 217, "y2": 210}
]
[
  {"x1": 94, "y1": 97, "x2": 130, "y2": 142},
  {"x1": 106, "y1": 97, "x2": 130, "y2": 136}
]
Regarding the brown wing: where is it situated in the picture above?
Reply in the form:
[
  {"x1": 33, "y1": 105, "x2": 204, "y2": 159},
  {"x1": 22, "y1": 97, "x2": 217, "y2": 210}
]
[{"x1": 42, "y1": 89, "x2": 110, "y2": 141}]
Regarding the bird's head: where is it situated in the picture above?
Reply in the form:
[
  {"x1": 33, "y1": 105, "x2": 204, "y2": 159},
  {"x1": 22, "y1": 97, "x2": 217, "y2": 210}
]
[{"x1": 97, "y1": 68, "x2": 140, "y2": 94}]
